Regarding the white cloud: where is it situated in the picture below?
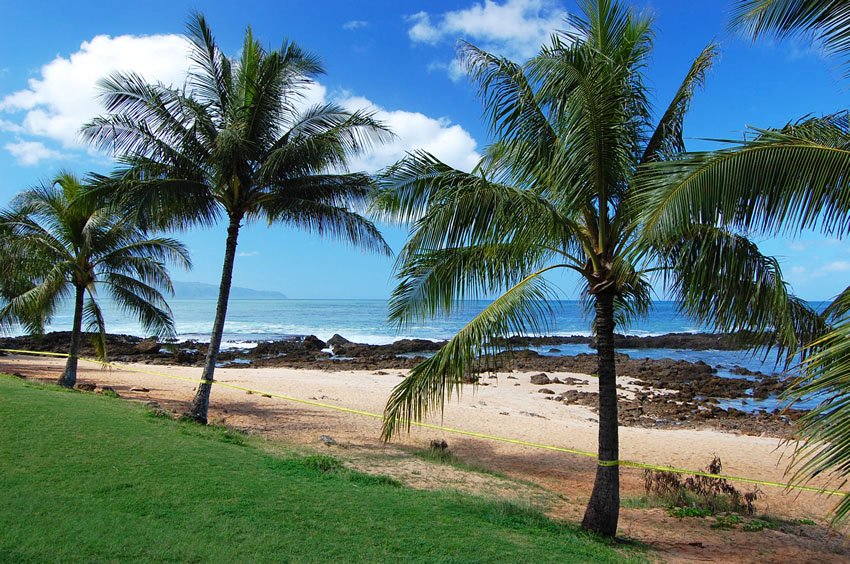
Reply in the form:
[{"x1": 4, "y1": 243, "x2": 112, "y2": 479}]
[
  {"x1": 343, "y1": 20, "x2": 369, "y2": 30},
  {"x1": 0, "y1": 32, "x2": 480, "y2": 174},
  {"x1": 339, "y1": 94, "x2": 480, "y2": 172},
  {"x1": 4, "y1": 139, "x2": 64, "y2": 166},
  {"x1": 823, "y1": 261, "x2": 850, "y2": 272},
  {"x1": 788, "y1": 242, "x2": 807, "y2": 252},
  {"x1": 237, "y1": 251, "x2": 260, "y2": 257},
  {"x1": 408, "y1": 0, "x2": 569, "y2": 74},
  {"x1": 0, "y1": 34, "x2": 190, "y2": 149},
  {"x1": 408, "y1": 12, "x2": 443, "y2": 45}
]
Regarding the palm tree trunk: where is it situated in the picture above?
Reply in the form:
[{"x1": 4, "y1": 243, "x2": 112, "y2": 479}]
[
  {"x1": 58, "y1": 284, "x2": 86, "y2": 388},
  {"x1": 188, "y1": 215, "x2": 241, "y2": 424},
  {"x1": 582, "y1": 288, "x2": 620, "y2": 537}
]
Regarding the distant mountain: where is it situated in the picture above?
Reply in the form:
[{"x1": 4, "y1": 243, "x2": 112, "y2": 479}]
[{"x1": 172, "y1": 281, "x2": 287, "y2": 300}]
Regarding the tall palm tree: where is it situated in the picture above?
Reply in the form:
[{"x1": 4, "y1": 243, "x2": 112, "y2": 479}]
[
  {"x1": 82, "y1": 13, "x2": 392, "y2": 423},
  {"x1": 635, "y1": 0, "x2": 850, "y2": 521},
  {"x1": 374, "y1": 0, "x2": 817, "y2": 537},
  {"x1": 0, "y1": 172, "x2": 190, "y2": 387}
]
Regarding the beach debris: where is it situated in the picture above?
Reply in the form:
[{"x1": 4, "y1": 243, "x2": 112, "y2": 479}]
[
  {"x1": 548, "y1": 348, "x2": 561, "y2": 353},
  {"x1": 514, "y1": 383, "x2": 520, "y2": 386},
  {"x1": 560, "y1": 377, "x2": 588, "y2": 386},
  {"x1": 538, "y1": 388, "x2": 556, "y2": 394},
  {"x1": 519, "y1": 411, "x2": 547, "y2": 419},
  {"x1": 529, "y1": 373, "x2": 550, "y2": 385},
  {"x1": 130, "y1": 386, "x2": 150, "y2": 393},
  {"x1": 499, "y1": 411, "x2": 510, "y2": 415},
  {"x1": 74, "y1": 382, "x2": 96, "y2": 392},
  {"x1": 373, "y1": 370, "x2": 388, "y2": 375},
  {"x1": 261, "y1": 393, "x2": 272, "y2": 398},
  {"x1": 319, "y1": 435, "x2": 336, "y2": 446},
  {"x1": 506, "y1": 375, "x2": 517, "y2": 380}
]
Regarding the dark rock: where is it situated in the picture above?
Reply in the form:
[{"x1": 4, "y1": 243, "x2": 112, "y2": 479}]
[
  {"x1": 74, "y1": 383, "x2": 96, "y2": 392},
  {"x1": 538, "y1": 388, "x2": 555, "y2": 394},
  {"x1": 175, "y1": 350, "x2": 199, "y2": 364},
  {"x1": 530, "y1": 373, "x2": 550, "y2": 385},
  {"x1": 135, "y1": 338, "x2": 160, "y2": 354},
  {"x1": 130, "y1": 387, "x2": 150, "y2": 393},
  {"x1": 327, "y1": 334, "x2": 350, "y2": 348},
  {"x1": 303, "y1": 335, "x2": 327, "y2": 350},
  {"x1": 320, "y1": 435, "x2": 336, "y2": 446}
]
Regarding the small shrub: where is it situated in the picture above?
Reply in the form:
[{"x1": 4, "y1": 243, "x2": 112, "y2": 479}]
[
  {"x1": 711, "y1": 514, "x2": 742, "y2": 530},
  {"x1": 348, "y1": 473, "x2": 402, "y2": 488},
  {"x1": 100, "y1": 388, "x2": 120, "y2": 399},
  {"x1": 742, "y1": 518, "x2": 777, "y2": 532},
  {"x1": 301, "y1": 455, "x2": 344, "y2": 474},
  {"x1": 668, "y1": 506, "x2": 712, "y2": 518},
  {"x1": 796, "y1": 518, "x2": 816, "y2": 525},
  {"x1": 644, "y1": 456, "x2": 761, "y2": 515}
]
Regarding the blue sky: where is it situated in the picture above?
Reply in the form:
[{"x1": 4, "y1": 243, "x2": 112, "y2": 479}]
[{"x1": 0, "y1": 0, "x2": 847, "y2": 300}]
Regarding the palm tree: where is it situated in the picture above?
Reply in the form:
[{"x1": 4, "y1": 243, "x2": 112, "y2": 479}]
[
  {"x1": 0, "y1": 172, "x2": 190, "y2": 387},
  {"x1": 634, "y1": 0, "x2": 850, "y2": 521},
  {"x1": 82, "y1": 13, "x2": 392, "y2": 423},
  {"x1": 374, "y1": 0, "x2": 817, "y2": 537}
]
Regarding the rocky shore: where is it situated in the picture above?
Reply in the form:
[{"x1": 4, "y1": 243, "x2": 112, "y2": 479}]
[{"x1": 0, "y1": 331, "x2": 802, "y2": 437}]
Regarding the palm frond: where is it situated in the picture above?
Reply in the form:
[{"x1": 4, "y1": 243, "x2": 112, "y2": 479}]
[
  {"x1": 382, "y1": 265, "x2": 565, "y2": 439},
  {"x1": 784, "y1": 316, "x2": 850, "y2": 520},
  {"x1": 642, "y1": 42, "x2": 718, "y2": 163},
  {"x1": 654, "y1": 225, "x2": 824, "y2": 361},
  {"x1": 637, "y1": 114, "x2": 850, "y2": 238},
  {"x1": 105, "y1": 273, "x2": 176, "y2": 339},
  {"x1": 732, "y1": 0, "x2": 850, "y2": 75},
  {"x1": 84, "y1": 293, "x2": 108, "y2": 361}
]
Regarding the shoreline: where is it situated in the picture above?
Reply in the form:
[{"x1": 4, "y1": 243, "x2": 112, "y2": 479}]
[{"x1": 0, "y1": 330, "x2": 804, "y2": 437}]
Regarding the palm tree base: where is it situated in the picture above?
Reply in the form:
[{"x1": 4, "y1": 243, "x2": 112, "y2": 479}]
[{"x1": 581, "y1": 464, "x2": 620, "y2": 537}]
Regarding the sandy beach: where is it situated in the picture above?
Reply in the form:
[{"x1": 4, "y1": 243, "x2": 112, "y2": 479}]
[{"x1": 3, "y1": 354, "x2": 849, "y2": 562}]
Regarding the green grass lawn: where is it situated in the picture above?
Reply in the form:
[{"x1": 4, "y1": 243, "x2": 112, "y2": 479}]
[{"x1": 0, "y1": 376, "x2": 643, "y2": 562}]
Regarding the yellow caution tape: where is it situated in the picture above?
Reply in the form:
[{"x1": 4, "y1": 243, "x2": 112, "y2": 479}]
[{"x1": 2, "y1": 347, "x2": 846, "y2": 498}]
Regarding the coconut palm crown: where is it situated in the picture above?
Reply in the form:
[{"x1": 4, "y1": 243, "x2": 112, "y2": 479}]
[
  {"x1": 373, "y1": 0, "x2": 820, "y2": 537},
  {"x1": 82, "y1": 13, "x2": 392, "y2": 423},
  {"x1": 0, "y1": 172, "x2": 190, "y2": 387}
]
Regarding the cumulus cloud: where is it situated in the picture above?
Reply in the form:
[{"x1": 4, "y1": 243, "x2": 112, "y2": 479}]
[
  {"x1": 5, "y1": 139, "x2": 64, "y2": 166},
  {"x1": 1, "y1": 34, "x2": 191, "y2": 149},
  {"x1": 343, "y1": 20, "x2": 369, "y2": 30},
  {"x1": 408, "y1": 0, "x2": 569, "y2": 77},
  {"x1": 0, "y1": 32, "x2": 480, "y2": 174},
  {"x1": 339, "y1": 94, "x2": 480, "y2": 172}
]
